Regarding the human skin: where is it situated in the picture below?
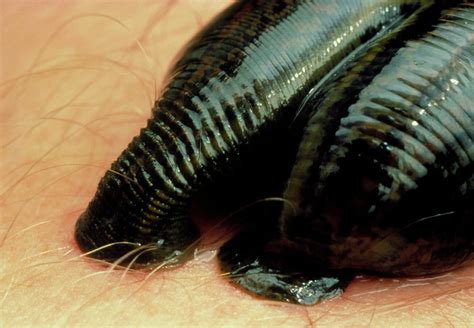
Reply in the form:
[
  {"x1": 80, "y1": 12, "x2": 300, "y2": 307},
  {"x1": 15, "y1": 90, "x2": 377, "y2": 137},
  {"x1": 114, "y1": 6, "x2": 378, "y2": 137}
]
[{"x1": 1, "y1": 0, "x2": 473, "y2": 326}]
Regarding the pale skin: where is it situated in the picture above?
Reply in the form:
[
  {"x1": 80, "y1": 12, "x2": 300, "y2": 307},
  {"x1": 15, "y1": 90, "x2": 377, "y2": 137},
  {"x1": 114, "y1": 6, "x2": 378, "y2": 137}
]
[{"x1": 1, "y1": 0, "x2": 473, "y2": 326}]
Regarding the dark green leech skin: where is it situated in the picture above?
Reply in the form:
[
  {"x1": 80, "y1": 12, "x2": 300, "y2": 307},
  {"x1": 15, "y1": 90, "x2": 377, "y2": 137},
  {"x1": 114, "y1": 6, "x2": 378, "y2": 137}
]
[
  {"x1": 75, "y1": 0, "x2": 420, "y2": 266},
  {"x1": 286, "y1": 3, "x2": 474, "y2": 275},
  {"x1": 219, "y1": 3, "x2": 473, "y2": 305}
]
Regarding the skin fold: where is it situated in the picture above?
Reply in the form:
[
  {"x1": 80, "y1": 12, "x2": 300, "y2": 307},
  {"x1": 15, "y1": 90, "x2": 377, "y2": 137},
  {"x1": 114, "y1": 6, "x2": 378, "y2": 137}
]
[{"x1": 1, "y1": 1, "x2": 473, "y2": 326}]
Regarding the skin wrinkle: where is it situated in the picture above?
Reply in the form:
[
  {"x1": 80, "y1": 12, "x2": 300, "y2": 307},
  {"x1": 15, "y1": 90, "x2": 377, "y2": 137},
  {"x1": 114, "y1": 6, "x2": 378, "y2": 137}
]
[{"x1": 0, "y1": 1, "x2": 473, "y2": 327}]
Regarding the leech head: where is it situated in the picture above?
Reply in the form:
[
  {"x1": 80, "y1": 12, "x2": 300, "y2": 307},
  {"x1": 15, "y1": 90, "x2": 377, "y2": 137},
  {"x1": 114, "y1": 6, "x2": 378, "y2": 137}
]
[{"x1": 74, "y1": 135, "x2": 200, "y2": 268}]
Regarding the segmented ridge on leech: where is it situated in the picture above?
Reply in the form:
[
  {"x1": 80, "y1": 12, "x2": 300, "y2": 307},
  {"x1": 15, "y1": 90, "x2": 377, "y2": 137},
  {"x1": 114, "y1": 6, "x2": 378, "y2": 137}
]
[
  {"x1": 329, "y1": 5, "x2": 474, "y2": 193},
  {"x1": 151, "y1": 1, "x2": 410, "y2": 166},
  {"x1": 105, "y1": 137, "x2": 193, "y2": 235}
]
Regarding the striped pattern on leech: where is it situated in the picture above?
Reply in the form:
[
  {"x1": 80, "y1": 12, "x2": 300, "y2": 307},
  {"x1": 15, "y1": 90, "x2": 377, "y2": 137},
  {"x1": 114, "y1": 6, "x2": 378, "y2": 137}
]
[
  {"x1": 322, "y1": 4, "x2": 474, "y2": 195},
  {"x1": 280, "y1": 1, "x2": 443, "y2": 222}
]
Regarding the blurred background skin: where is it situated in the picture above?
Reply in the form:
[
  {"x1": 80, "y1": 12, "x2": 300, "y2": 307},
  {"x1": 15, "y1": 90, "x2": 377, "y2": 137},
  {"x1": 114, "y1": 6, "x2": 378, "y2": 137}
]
[{"x1": 1, "y1": 1, "x2": 473, "y2": 326}]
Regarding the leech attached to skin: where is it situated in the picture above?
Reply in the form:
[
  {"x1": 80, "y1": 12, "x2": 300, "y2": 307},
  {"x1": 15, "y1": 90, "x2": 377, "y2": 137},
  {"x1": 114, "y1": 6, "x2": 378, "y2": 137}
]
[{"x1": 74, "y1": 0, "x2": 473, "y2": 305}]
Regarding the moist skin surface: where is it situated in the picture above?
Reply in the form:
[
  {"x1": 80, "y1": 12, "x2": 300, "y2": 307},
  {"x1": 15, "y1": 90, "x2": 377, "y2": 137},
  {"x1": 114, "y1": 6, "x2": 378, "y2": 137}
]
[{"x1": 1, "y1": 1, "x2": 473, "y2": 326}]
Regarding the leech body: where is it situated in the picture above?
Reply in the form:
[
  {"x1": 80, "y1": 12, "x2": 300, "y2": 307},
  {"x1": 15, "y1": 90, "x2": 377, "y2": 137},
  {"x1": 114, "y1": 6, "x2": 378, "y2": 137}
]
[
  {"x1": 76, "y1": 0, "x2": 418, "y2": 265},
  {"x1": 220, "y1": 3, "x2": 474, "y2": 304},
  {"x1": 282, "y1": 4, "x2": 474, "y2": 276},
  {"x1": 75, "y1": 0, "x2": 473, "y2": 305}
]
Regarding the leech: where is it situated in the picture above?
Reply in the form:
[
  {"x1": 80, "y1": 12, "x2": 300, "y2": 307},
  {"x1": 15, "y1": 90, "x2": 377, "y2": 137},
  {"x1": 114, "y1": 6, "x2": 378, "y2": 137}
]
[{"x1": 72, "y1": 0, "x2": 473, "y2": 305}]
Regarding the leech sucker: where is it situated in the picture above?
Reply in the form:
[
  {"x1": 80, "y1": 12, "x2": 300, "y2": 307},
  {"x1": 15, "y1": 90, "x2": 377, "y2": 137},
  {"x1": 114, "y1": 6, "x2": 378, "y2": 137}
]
[
  {"x1": 219, "y1": 2, "x2": 473, "y2": 305},
  {"x1": 75, "y1": 0, "x2": 420, "y2": 266}
]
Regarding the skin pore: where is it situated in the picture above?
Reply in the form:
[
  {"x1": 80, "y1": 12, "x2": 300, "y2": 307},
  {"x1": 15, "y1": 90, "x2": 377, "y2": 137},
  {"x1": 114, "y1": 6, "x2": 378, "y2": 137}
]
[{"x1": 1, "y1": 0, "x2": 473, "y2": 326}]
